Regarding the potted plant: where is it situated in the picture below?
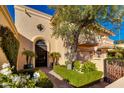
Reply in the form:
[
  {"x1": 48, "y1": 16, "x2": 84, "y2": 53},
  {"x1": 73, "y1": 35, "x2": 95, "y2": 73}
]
[
  {"x1": 22, "y1": 49, "x2": 35, "y2": 69},
  {"x1": 55, "y1": 52, "x2": 61, "y2": 65},
  {"x1": 50, "y1": 52, "x2": 61, "y2": 67}
]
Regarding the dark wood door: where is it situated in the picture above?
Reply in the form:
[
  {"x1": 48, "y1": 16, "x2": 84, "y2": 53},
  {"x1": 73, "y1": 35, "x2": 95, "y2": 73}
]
[{"x1": 35, "y1": 40, "x2": 47, "y2": 67}]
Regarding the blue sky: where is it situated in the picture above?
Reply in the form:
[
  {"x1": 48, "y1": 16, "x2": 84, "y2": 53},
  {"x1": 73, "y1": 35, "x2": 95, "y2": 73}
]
[{"x1": 7, "y1": 5, "x2": 124, "y2": 41}]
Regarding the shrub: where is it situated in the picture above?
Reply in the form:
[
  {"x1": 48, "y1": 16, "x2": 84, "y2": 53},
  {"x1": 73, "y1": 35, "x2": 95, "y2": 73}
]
[
  {"x1": 115, "y1": 52, "x2": 123, "y2": 58},
  {"x1": 0, "y1": 25, "x2": 19, "y2": 69},
  {"x1": 18, "y1": 69, "x2": 53, "y2": 88},
  {"x1": 0, "y1": 65, "x2": 53, "y2": 88},
  {"x1": 73, "y1": 60, "x2": 81, "y2": 71},
  {"x1": 22, "y1": 50, "x2": 36, "y2": 65},
  {"x1": 36, "y1": 78, "x2": 53, "y2": 88},
  {"x1": 18, "y1": 69, "x2": 35, "y2": 77},
  {"x1": 36, "y1": 69, "x2": 48, "y2": 79},
  {"x1": 0, "y1": 73, "x2": 36, "y2": 88},
  {"x1": 35, "y1": 69, "x2": 53, "y2": 88},
  {"x1": 54, "y1": 65, "x2": 103, "y2": 87},
  {"x1": 0, "y1": 64, "x2": 35, "y2": 88},
  {"x1": 107, "y1": 49, "x2": 124, "y2": 59},
  {"x1": 81, "y1": 61, "x2": 97, "y2": 73}
]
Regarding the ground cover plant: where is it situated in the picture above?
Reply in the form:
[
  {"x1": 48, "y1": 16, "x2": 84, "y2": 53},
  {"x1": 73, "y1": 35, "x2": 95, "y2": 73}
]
[{"x1": 54, "y1": 65, "x2": 103, "y2": 87}]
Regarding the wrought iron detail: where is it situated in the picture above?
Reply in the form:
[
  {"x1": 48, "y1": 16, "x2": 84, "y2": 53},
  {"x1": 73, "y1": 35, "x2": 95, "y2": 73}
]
[{"x1": 37, "y1": 24, "x2": 44, "y2": 31}]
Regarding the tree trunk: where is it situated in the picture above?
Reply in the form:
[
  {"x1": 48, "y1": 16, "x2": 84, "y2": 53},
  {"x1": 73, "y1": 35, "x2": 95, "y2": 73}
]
[
  {"x1": 26, "y1": 56, "x2": 29, "y2": 65},
  {"x1": 29, "y1": 57, "x2": 32, "y2": 64},
  {"x1": 56, "y1": 58, "x2": 59, "y2": 65},
  {"x1": 53, "y1": 57, "x2": 56, "y2": 66},
  {"x1": 71, "y1": 31, "x2": 80, "y2": 61}
]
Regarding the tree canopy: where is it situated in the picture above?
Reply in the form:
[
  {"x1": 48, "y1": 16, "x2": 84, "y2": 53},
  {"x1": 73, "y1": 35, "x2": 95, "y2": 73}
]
[{"x1": 50, "y1": 5, "x2": 124, "y2": 62}]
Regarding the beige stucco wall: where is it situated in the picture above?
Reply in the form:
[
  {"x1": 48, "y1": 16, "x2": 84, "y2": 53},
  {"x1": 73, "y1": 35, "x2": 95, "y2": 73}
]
[
  {"x1": 0, "y1": 7, "x2": 10, "y2": 67},
  {"x1": 14, "y1": 5, "x2": 67, "y2": 70},
  {"x1": 0, "y1": 7, "x2": 12, "y2": 31},
  {"x1": 0, "y1": 6, "x2": 18, "y2": 38},
  {"x1": 116, "y1": 44, "x2": 124, "y2": 48},
  {"x1": 17, "y1": 33, "x2": 33, "y2": 70},
  {"x1": 0, "y1": 10, "x2": 10, "y2": 28}
]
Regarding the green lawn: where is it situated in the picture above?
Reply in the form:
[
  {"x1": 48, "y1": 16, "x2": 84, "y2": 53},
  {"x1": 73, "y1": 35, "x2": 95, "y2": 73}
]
[{"x1": 54, "y1": 65, "x2": 103, "y2": 87}]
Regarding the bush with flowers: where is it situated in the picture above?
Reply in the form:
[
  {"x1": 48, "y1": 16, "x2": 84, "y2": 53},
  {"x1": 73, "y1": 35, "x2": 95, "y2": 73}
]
[
  {"x1": 0, "y1": 63, "x2": 53, "y2": 88},
  {"x1": 35, "y1": 69, "x2": 53, "y2": 88}
]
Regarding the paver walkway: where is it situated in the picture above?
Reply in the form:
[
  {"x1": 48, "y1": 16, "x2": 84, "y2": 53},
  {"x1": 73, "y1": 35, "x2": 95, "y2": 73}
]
[
  {"x1": 88, "y1": 79, "x2": 109, "y2": 88},
  {"x1": 40, "y1": 67, "x2": 73, "y2": 88}
]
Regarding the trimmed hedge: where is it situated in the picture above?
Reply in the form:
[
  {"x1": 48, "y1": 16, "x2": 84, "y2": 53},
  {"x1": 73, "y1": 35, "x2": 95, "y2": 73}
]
[
  {"x1": 0, "y1": 25, "x2": 19, "y2": 69},
  {"x1": 54, "y1": 65, "x2": 103, "y2": 87},
  {"x1": 107, "y1": 49, "x2": 124, "y2": 58},
  {"x1": 81, "y1": 61, "x2": 97, "y2": 73},
  {"x1": 104, "y1": 58, "x2": 124, "y2": 65},
  {"x1": 73, "y1": 60, "x2": 81, "y2": 71}
]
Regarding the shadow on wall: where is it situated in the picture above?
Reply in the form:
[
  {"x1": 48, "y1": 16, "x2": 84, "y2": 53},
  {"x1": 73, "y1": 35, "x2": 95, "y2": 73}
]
[
  {"x1": 17, "y1": 35, "x2": 53, "y2": 70},
  {"x1": 17, "y1": 33, "x2": 33, "y2": 70}
]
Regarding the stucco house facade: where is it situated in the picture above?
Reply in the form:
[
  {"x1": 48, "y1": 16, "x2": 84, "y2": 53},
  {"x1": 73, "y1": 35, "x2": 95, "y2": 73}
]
[
  {"x1": 0, "y1": 6, "x2": 18, "y2": 37},
  {"x1": 14, "y1": 5, "x2": 114, "y2": 70},
  {"x1": 0, "y1": 5, "x2": 115, "y2": 71},
  {"x1": 14, "y1": 5, "x2": 115, "y2": 70}
]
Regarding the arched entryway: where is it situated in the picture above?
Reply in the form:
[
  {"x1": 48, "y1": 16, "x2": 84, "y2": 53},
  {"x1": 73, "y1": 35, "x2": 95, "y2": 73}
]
[{"x1": 35, "y1": 39, "x2": 47, "y2": 67}]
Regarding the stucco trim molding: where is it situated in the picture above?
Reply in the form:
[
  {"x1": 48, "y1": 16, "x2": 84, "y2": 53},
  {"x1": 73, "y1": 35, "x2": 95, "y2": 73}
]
[
  {"x1": 14, "y1": 5, "x2": 52, "y2": 20},
  {"x1": 0, "y1": 5, "x2": 19, "y2": 39},
  {"x1": 32, "y1": 35, "x2": 51, "y2": 52}
]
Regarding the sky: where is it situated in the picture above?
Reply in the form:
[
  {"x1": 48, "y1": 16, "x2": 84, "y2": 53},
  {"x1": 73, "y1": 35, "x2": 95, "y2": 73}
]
[{"x1": 7, "y1": 5, "x2": 124, "y2": 41}]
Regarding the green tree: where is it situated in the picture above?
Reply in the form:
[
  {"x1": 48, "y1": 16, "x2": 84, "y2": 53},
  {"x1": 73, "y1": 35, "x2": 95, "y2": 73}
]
[{"x1": 50, "y1": 5, "x2": 124, "y2": 63}]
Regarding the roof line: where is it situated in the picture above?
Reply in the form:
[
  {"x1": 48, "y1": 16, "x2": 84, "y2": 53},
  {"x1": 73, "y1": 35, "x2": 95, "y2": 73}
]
[{"x1": 14, "y1": 5, "x2": 52, "y2": 20}]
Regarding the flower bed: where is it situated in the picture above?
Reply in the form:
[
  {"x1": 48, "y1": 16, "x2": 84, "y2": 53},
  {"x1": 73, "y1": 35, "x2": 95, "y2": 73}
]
[
  {"x1": 0, "y1": 63, "x2": 53, "y2": 88},
  {"x1": 54, "y1": 65, "x2": 103, "y2": 87}
]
